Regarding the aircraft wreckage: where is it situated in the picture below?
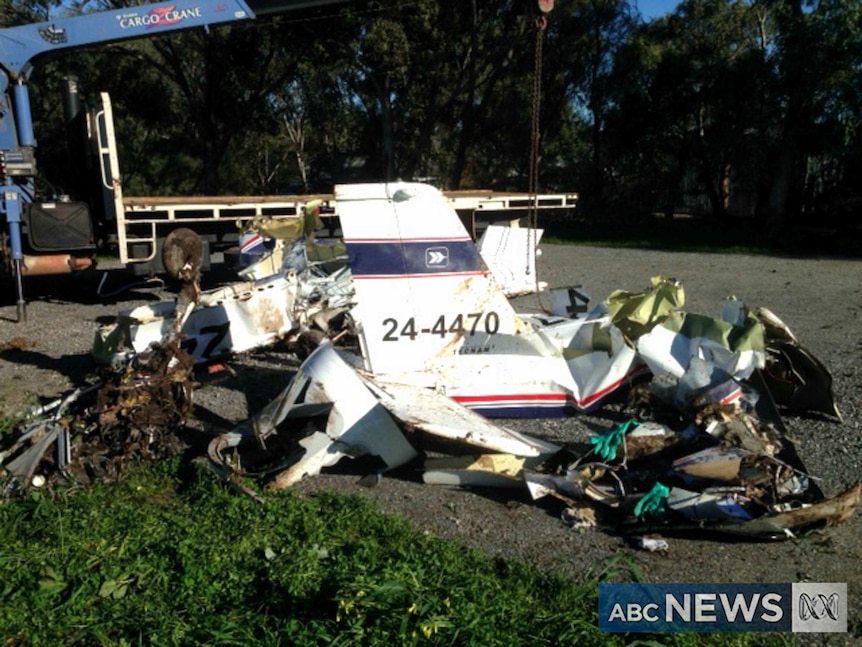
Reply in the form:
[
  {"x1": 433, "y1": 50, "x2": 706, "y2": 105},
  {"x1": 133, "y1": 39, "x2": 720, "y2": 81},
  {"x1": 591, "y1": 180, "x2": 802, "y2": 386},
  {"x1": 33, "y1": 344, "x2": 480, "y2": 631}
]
[{"x1": 1, "y1": 182, "x2": 858, "y2": 545}]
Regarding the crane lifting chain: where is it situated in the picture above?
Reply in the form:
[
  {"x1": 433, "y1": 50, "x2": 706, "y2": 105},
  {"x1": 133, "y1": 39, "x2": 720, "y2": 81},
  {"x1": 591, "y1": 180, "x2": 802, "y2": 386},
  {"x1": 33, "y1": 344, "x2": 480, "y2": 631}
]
[{"x1": 527, "y1": 0, "x2": 552, "y2": 306}]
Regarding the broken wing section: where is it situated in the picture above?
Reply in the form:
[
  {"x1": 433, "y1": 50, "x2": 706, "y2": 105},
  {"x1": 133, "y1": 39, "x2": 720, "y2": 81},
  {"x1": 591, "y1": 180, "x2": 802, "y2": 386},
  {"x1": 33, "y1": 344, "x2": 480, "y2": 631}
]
[
  {"x1": 210, "y1": 341, "x2": 419, "y2": 489},
  {"x1": 208, "y1": 342, "x2": 559, "y2": 489},
  {"x1": 359, "y1": 377, "x2": 560, "y2": 458}
]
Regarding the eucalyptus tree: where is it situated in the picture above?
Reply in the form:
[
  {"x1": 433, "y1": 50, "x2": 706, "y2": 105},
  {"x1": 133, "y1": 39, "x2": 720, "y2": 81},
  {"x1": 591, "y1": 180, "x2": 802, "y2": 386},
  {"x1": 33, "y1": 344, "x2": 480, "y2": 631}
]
[
  {"x1": 133, "y1": 9, "x2": 326, "y2": 194},
  {"x1": 555, "y1": 0, "x2": 637, "y2": 213},
  {"x1": 434, "y1": 0, "x2": 542, "y2": 190},
  {"x1": 807, "y1": 1, "x2": 862, "y2": 231},
  {"x1": 0, "y1": 0, "x2": 52, "y2": 23},
  {"x1": 603, "y1": 0, "x2": 862, "y2": 229},
  {"x1": 251, "y1": 47, "x2": 366, "y2": 193},
  {"x1": 759, "y1": 0, "x2": 862, "y2": 230},
  {"x1": 326, "y1": 0, "x2": 552, "y2": 189},
  {"x1": 656, "y1": 0, "x2": 764, "y2": 221}
]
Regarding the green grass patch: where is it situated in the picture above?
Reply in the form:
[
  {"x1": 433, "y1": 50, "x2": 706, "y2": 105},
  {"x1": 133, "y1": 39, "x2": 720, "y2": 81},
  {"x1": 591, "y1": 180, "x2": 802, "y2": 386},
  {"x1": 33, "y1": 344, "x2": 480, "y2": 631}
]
[
  {"x1": 0, "y1": 460, "x2": 793, "y2": 646},
  {"x1": 0, "y1": 416, "x2": 16, "y2": 440}
]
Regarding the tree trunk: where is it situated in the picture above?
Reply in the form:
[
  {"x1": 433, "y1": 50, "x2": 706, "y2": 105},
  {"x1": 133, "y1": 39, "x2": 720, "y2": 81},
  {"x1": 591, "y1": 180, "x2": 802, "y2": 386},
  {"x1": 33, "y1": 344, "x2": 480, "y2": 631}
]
[
  {"x1": 377, "y1": 74, "x2": 396, "y2": 182},
  {"x1": 763, "y1": 138, "x2": 796, "y2": 233}
]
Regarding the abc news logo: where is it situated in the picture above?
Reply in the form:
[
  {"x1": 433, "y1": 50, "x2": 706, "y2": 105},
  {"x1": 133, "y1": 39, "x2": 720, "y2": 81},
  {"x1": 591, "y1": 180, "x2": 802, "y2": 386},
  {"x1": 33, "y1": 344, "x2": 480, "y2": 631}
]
[
  {"x1": 599, "y1": 583, "x2": 847, "y2": 633},
  {"x1": 793, "y1": 583, "x2": 847, "y2": 633},
  {"x1": 799, "y1": 591, "x2": 839, "y2": 621}
]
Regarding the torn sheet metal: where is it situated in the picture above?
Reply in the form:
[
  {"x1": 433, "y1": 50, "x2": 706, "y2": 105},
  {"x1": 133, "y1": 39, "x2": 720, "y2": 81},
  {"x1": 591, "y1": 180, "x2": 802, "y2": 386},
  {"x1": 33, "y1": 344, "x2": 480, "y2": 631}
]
[
  {"x1": 635, "y1": 302, "x2": 765, "y2": 383},
  {"x1": 755, "y1": 306, "x2": 842, "y2": 420},
  {"x1": 207, "y1": 343, "x2": 560, "y2": 489},
  {"x1": 477, "y1": 225, "x2": 545, "y2": 296},
  {"x1": 208, "y1": 342, "x2": 419, "y2": 489},
  {"x1": 94, "y1": 273, "x2": 301, "y2": 365},
  {"x1": 94, "y1": 255, "x2": 353, "y2": 367},
  {"x1": 542, "y1": 313, "x2": 643, "y2": 412}
]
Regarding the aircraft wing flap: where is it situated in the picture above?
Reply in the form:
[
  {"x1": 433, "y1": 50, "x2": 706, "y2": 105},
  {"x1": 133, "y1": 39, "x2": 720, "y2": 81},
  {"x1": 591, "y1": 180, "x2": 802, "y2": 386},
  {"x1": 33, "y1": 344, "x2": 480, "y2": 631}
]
[{"x1": 361, "y1": 377, "x2": 560, "y2": 458}]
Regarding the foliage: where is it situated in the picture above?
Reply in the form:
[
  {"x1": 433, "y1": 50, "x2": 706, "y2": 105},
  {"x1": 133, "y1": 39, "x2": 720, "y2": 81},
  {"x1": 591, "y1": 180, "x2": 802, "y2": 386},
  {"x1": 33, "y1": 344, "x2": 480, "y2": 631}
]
[
  {"x1": 598, "y1": 0, "x2": 862, "y2": 231},
  {"x1": 0, "y1": 461, "x2": 792, "y2": 646}
]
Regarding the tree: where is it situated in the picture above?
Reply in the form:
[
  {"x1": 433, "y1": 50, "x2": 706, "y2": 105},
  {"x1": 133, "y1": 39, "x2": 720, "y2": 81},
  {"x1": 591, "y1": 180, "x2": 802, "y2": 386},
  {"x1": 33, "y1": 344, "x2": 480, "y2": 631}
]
[
  {"x1": 28, "y1": 0, "x2": 343, "y2": 195},
  {"x1": 761, "y1": 0, "x2": 862, "y2": 230}
]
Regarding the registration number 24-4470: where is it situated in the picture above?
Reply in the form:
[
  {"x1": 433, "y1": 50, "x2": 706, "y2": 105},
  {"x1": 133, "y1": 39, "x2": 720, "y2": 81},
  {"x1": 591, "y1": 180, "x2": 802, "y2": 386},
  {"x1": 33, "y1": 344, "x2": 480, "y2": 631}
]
[{"x1": 381, "y1": 312, "x2": 500, "y2": 341}]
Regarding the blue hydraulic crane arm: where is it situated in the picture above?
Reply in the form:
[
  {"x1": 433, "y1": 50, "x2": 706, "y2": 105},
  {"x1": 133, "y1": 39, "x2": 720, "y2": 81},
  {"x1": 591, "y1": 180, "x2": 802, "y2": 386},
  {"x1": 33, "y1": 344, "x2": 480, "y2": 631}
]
[
  {"x1": 0, "y1": 0, "x2": 345, "y2": 80},
  {"x1": 0, "y1": 1, "x2": 256, "y2": 80}
]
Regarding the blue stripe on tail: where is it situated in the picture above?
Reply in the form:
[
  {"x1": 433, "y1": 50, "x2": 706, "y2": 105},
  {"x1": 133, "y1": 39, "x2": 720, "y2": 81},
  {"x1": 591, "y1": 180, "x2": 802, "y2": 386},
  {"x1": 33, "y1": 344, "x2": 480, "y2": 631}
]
[{"x1": 346, "y1": 239, "x2": 485, "y2": 277}]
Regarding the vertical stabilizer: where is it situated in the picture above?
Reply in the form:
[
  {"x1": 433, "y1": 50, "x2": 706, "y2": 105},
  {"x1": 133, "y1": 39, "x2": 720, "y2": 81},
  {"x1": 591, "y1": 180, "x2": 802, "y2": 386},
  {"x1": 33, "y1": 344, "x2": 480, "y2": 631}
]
[{"x1": 337, "y1": 183, "x2": 547, "y2": 378}]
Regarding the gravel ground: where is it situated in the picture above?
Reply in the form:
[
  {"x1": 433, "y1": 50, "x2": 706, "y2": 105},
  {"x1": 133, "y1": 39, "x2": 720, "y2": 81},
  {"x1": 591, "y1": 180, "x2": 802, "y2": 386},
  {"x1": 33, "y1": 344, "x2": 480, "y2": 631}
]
[{"x1": 1, "y1": 244, "x2": 860, "y2": 645}]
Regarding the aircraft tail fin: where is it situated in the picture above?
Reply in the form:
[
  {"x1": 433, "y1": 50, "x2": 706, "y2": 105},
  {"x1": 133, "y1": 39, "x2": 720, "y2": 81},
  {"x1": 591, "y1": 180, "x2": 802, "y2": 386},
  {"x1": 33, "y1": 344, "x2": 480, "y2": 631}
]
[{"x1": 336, "y1": 182, "x2": 537, "y2": 377}]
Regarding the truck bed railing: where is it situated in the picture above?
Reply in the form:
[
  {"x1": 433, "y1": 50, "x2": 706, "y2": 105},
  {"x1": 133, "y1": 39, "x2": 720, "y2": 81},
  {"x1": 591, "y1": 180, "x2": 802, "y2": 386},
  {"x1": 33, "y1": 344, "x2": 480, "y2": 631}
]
[{"x1": 117, "y1": 190, "x2": 579, "y2": 265}]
